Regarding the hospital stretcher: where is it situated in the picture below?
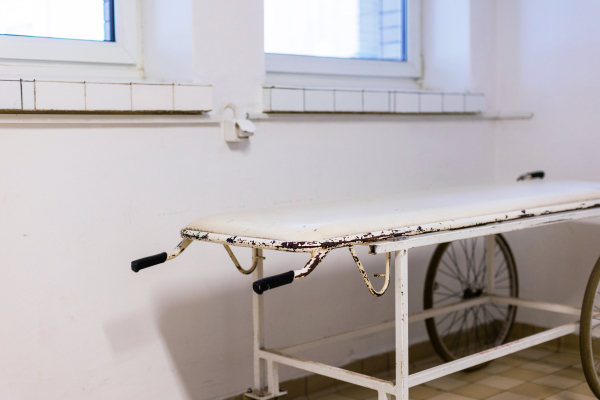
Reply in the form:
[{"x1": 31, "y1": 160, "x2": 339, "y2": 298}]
[{"x1": 132, "y1": 174, "x2": 600, "y2": 400}]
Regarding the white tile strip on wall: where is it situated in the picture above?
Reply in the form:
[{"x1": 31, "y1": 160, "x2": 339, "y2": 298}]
[
  {"x1": 263, "y1": 87, "x2": 486, "y2": 114},
  {"x1": 0, "y1": 79, "x2": 213, "y2": 112}
]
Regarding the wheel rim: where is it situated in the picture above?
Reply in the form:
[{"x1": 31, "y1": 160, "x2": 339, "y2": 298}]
[
  {"x1": 587, "y1": 283, "x2": 600, "y2": 381},
  {"x1": 425, "y1": 235, "x2": 518, "y2": 360},
  {"x1": 580, "y1": 256, "x2": 600, "y2": 398}
]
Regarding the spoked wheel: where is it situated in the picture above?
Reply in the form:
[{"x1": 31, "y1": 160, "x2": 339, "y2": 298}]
[
  {"x1": 424, "y1": 234, "x2": 519, "y2": 369},
  {"x1": 580, "y1": 256, "x2": 600, "y2": 399}
]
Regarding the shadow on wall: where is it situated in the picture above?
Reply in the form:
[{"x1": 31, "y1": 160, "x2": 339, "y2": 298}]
[{"x1": 153, "y1": 276, "x2": 254, "y2": 400}]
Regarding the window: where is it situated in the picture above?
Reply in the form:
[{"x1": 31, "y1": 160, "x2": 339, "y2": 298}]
[
  {"x1": 264, "y1": 0, "x2": 420, "y2": 78},
  {"x1": 0, "y1": 0, "x2": 114, "y2": 42},
  {"x1": 0, "y1": 0, "x2": 137, "y2": 66}
]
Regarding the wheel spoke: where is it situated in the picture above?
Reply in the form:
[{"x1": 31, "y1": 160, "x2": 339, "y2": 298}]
[
  {"x1": 473, "y1": 306, "x2": 482, "y2": 352},
  {"x1": 459, "y1": 240, "x2": 472, "y2": 282},
  {"x1": 474, "y1": 248, "x2": 488, "y2": 289},
  {"x1": 439, "y1": 260, "x2": 467, "y2": 285},
  {"x1": 435, "y1": 311, "x2": 455, "y2": 326},
  {"x1": 449, "y1": 310, "x2": 470, "y2": 354},
  {"x1": 441, "y1": 311, "x2": 461, "y2": 337},
  {"x1": 481, "y1": 305, "x2": 501, "y2": 340},
  {"x1": 435, "y1": 281, "x2": 463, "y2": 297},
  {"x1": 446, "y1": 246, "x2": 469, "y2": 284}
]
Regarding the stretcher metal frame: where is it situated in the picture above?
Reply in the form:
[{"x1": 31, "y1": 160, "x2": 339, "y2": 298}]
[{"x1": 151, "y1": 202, "x2": 600, "y2": 400}]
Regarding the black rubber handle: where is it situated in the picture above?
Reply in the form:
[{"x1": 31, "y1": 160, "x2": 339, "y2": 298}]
[
  {"x1": 517, "y1": 170, "x2": 545, "y2": 181},
  {"x1": 131, "y1": 252, "x2": 168, "y2": 272},
  {"x1": 253, "y1": 271, "x2": 295, "y2": 294}
]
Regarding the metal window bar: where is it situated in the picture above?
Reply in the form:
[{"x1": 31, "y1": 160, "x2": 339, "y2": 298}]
[
  {"x1": 377, "y1": 0, "x2": 405, "y2": 60},
  {"x1": 104, "y1": 0, "x2": 115, "y2": 42}
]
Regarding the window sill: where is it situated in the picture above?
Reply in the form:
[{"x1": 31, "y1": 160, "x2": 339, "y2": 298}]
[
  {"x1": 263, "y1": 86, "x2": 485, "y2": 114},
  {"x1": 248, "y1": 112, "x2": 534, "y2": 122},
  {"x1": 0, "y1": 113, "x2": 219, "y2": 126},
  {"x1": 0, "y1": 79, "x2": 212, "y2": 113}
]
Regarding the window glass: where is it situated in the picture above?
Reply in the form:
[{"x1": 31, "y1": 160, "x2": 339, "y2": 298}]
[
  {"x1": 0, "y1": 0, "x2": 114, "y2": 42},
  {"x1": 265, "y1": 0, "x2": 406, "y2": 61}
]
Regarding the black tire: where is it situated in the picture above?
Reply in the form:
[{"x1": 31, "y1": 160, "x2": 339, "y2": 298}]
[
  {"x1": 424, "y1": 234, "x2": 519, "y2": 369},
  {"x1": 580, "y1": 256, "x2": 600, "y2": 399}
]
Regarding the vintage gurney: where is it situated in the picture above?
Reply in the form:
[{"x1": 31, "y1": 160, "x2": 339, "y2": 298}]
[{"x1": 132, "y1": 175, "x2": 600, "y2": 400}]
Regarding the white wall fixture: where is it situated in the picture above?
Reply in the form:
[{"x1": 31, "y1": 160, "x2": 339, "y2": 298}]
[
  {"x1": 221, "y1": 103, "x2": 256, "y2": 143},
  {"x1": 263, "y1": 86, "x2": 486, "y2": 114},
  {"x1": 0, "y1": 79, "x2": 213, "y2": 113}
]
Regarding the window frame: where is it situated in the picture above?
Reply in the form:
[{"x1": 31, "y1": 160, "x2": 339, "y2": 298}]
[
  {"x1": 0, "y1": 0, "x2": 139, "y2": 66},
  {"x1": 265, "y1": 0, "x2": 421, "y2": 79}
]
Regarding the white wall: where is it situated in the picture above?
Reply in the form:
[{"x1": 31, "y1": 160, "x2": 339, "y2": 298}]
[
  {"x1": 0, "y1": 1, "x2": 501, "y2": 400},
  {"x1": 493, "y1": 0, "x2": 600, "y2": 328}
]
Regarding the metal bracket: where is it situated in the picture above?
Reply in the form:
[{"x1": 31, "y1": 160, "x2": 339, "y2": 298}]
[
  {"x1": 349, "y1": 246, "x2": 391, "y2": 297},
  {"x1": 224, "y1": 245, "x2": 263, "y2": 275}
]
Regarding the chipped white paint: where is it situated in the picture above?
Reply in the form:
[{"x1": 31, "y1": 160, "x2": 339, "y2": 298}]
[
  {"x1": 166, "y1": 238, "x2": 192, "y2": 260},
  {"x1": 349, "y1": 246, "x2": 390, "y2": 296},
  {"x1": 181, "y1": 200, "x2": 600, "y2": 254}
]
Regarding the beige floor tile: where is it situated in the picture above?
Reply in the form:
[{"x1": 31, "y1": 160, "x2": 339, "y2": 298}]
[
  {"x1": 480, "y1": 363, "x2": 512, "y2": 374},
  {"x1": 314, "y1": 394, "x2": 356, "y2": 400},
  {"x1": 337, "y1": 386, "x2": 377, "y2": 400},
  {"x1": 516, "y1": 348, "x2": 556, "y2": 360},
  {"x1": 495, "y1": 355, "x2": 530, "y2": 367},
  {"x1": 555, "y1": 368, "x2": 586, "y2": 382},
  {"x1": 311, "y1": 345, "x2": 590, "y2": 400},
  {"x1": 428, "y1": 393, "x2": 476, "y2": 400},
  {"x1": 509, "y1": 382, "x2": 561, "y2": 399},
  {"x1": 450, "y1": 383, "x2": 501, "y2": 399},
  {"x1": 532, "y1": 374, "x2": 580, "y2": 389},
  {"x1": 486, "y1": 392, "x2": 538, "y2": 400},
  {"x1": 409, "y1": 385, "x2": 445, "y2": 400},
  {"x1": 546, "y1": 391, "x2": 596, "y2": 400},
  {"x1": 542, "y1": 354, "x2": 581, "y2": 367},
  {"x1": 520, "y1": 361, "x2": 564, "y2": 374},
  {"x1": 447, "y1": 371, "x2": 490, "y2": 383},
  {"x1": 498, "y1": 367, "x2": 546, "y2": 382},
  {"x1": 568, "y1": 382, "x2": 596, "y2": 397},
  {"x1": 475, "y1": 375, "x2": 523, "y2": 390},
  {"x1": 424, "y1": 377, "x2": 468, "y2": 391}
]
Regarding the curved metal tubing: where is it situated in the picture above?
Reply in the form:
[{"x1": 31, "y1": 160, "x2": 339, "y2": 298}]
[
  {"x1": 349, "y1": 246, "x2": 390, "y2": 297},
  {"x1": 293, "y1": 249, "x2": 330, "y2": 280},
  {"x1": 224, "y1": 244, "x2": 264, "y2": 275},
  {"x1": 167, "y1": 238, "x2": 193, "y2": 260}
]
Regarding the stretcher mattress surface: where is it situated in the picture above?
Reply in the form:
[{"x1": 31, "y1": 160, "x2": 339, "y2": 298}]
[{"x1": 185, "y1": 181, "x2": 600, "y2": 242}]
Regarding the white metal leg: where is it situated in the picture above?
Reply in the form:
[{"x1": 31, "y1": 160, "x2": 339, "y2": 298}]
[
  {"x1": 485, "y1": 235, "x2": 495, "y2": 294},
  {"x1": 395, "y1": 250, "x2": 409, "y2": 400},
  {"x1": 253, "y1": 249, "x2": 266, "y2": 391},
  {"x1": 267, "y1": 359, "x2": 283, "y2": 397},
  {"x1": 248, "y1": 249, "x2": 287, "y2": 400}
]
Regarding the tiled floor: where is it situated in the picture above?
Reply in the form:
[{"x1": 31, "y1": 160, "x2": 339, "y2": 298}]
[{"x1": 311, "y1": 345, "x2": 597, "y2": 400}]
